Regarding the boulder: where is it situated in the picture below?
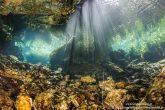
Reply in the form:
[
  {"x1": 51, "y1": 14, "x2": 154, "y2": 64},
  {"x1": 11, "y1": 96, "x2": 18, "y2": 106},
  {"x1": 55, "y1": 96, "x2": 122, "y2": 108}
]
[
  {"x1": 140, "y1": 66, "x2": 165, "y2": 108},
  {"x1": 80, "y1": 76, "x2": 96, "y2": 83}
]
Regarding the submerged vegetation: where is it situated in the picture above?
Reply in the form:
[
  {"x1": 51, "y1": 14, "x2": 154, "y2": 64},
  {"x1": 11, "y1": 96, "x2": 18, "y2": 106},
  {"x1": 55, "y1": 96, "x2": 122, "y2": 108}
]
[{"x1": 111, "y1": 16, "x2": 165, "y2": 56}]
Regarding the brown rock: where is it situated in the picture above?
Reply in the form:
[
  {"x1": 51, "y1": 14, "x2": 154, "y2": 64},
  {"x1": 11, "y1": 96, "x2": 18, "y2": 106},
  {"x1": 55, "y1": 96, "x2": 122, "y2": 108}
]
[
  {"x1": 140, "y1": 66, "x2": 165, "y2": 107},
  {"x1": 3, "y1": 68, "x2": 22, "y2": 80},
  {"x1": 91, "y1": 104, "x2": 98, "y2": 110},
  {"x1": 80, "y1": 76, "x2": 96, "y2": 83},
  {"x1": 25, "y1": 74, "x2": 32, "y2": 83},
  {"x1": 0, "y1": 0, "x2": 79, "y2": 14},
  {"x1": 55, "y1": 101, "x2": 68, "y2": 110},
  {"x1": 0, "y1": 90, "x2": 13, "y2": 110},
  {"x1": 34, "y1": 89, "x2": 55, "y2": 110},
  {"x1": 71, "y1": 98, "x2": 80, "y2": 107},
  {"x1": 15, "y1": 94, "x2": 32, "y2": 110},
  {"x1": 104, "y1": 89, "x2": 127, "y2": 109},
  {"x1": 76, "y1": 101, "x2": 88, "y2": 110},
  {"x1": 84, "y1": 85, "x2": 98, "y2": 92},
  {"x1": 116, "y1": 82, "x2": 126, "y2": 89},
  {"x1": 99, "y1": 80, "x2": 116, "y2": 91}
]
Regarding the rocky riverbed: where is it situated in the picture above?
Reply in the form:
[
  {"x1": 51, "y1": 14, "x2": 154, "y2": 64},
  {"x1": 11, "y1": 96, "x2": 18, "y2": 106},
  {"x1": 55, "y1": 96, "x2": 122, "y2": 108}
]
[{"x1": 0, "y1": 54, "x2": 165, "y2": 110}]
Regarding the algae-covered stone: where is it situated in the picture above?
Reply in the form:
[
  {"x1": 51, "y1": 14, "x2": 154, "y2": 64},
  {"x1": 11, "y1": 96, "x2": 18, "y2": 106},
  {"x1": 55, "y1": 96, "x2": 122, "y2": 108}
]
[
  {"x1": 0, "y1": 0, "x2": 80, "y2": 17},
  {"x1": 0, "y1": 90, "x2": 13, "y2": 110},
  {"x1": 55, "y1": 101, "x2": 68, "y2": 110},
  {"x1": 80, "y1": 76, "x2": 96, "y2": 83},
  {"x1": 116, "y1": 82, "x2": 126, "y2": 89},
  {"x1": 140, "y1": 66, "x2": 165, "y2": 108},
  {"x1": 15, "y1": 94, "x2": 32, "y2": 110},
  {"x1": 91, "y1": 104, "x2": 98, "y2": 110},
  {"x1": 104, "y1": 89, "x2": 127, "y2": 109},
  {"x1": 76, "y1": 101, "x2": 88, "y2": 110},
  {"x1": 99, "y1": 80, "x2": 116, "y2": 91},
  {"x1": 33, "y1": 89, "x2": 55, "y2": 110}
]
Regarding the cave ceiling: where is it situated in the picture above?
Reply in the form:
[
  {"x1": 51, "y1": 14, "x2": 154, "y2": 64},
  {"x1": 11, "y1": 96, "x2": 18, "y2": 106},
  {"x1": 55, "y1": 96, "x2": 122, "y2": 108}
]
[{"x1": 0, "y1": 0, "x2": 81, "y2": 28}]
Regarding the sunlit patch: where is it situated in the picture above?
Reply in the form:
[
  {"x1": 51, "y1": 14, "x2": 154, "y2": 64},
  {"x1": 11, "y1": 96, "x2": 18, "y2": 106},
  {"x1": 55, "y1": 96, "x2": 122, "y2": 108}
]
[
  {"x1": 30, "y1": 39, "x2": 51, "y2": 56},
  {"x1": 16, "y1": 31, "x2": 65, "y2": 64}
]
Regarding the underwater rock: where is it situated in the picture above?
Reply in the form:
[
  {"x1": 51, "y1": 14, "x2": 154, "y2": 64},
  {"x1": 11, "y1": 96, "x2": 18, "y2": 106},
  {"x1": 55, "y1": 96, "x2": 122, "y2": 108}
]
[
  {"x1": 125, "y1": 84, "x2": 146, "y2": 101},
  {"x1": 3, "y1": 68, "x2": 23, "y2": 80},
  {"x1": 126, "y1": 61, "x2": 162, "y2": 74},
  {"x1": 0, "y1": 76, "x2": 21, "y2": 96},
  {"x1": 0, "y1": 19, "x2": 13, "y2": 48},
  {"x1": 55, "y1": 101, "x2": 68, "y2": 110},
  {"x1": 15, "y1": 93, "x2": 32, "y2": 110},
  {"x1": 25, "y1": 74, "x2": 33, "y2": 83},
  {"x1": 116, "y1": 82, "x2": 126, "y2": 89},
  {"x1": 67, "y1": 64, "x2": 105, "y2": 78},
  {"x1": 0, "y1": 16, "x2": 24, "y2": 61},
  {"x1": 0, "y1": 0, "x2": 81, "y2": 33},
  {"x1": 99, "y1": 80, "x2": 137, "y2": 108},
  {"x1": 71, "y1": 97, "x2": 80, "y2": 107},
  {"x1": 3, "y1": 46, "x2": 24, "y2": 61},
  {"x1": 0, "y1": 90, "x2": 14, "y2": 110},
  {"x1": 123, "y1": 60, "x2": 162, "y2": 87},
  {"x1": 55, "y1": 67, "x2": 63, "y2": 74},
  {"x1": 104, "y1": 62, "x2": 125, "y2": 73},
  {"x1": 91, "y1": 104, "x2": 99, "y2": 110},
  {"x1": 104, "y1": 89, "x2": 128, "y2": 109},
  {"x1": 158, "y1": 59, "x2": 165, "y2": 65},
  {"x1": 99, "y1": 80, "x2": 116, "y2": 91},
  {"x1": 50, "y1": 46, "x2": 65, "y2": 69},
  {"x1": 69, "y1": 94, "x2": 85, "y2": 108},
  {"x1": 109, "y1": 49, "x2": 131, "y2": 66},
  {"x1": 76, "y1": 101, "x2": 88, "y2": 110},
  {"x1": 80, "y1": 76, "x2": 96, "y2": 83},
  {"x1": 33, "y1": 89, "x2": 55, "y2": 110},
  {"x1": 8, "y1": 55, "x2": 19, "y2": 62},
  {"x1": 0, "y1": 65, "x2": 23, "y2": 97},
  {"x1": 143, "y1": 42, "x2": 165, "y2": 62},
  {"x1": 0, "y1": 0, "x2": 80, "y2": 16},
  {"x1": 1, "y1": 53, "x2": 165, "y2": 109},
  {"x1": 83, "y1": 85, "x2": 98, "y2": 92},
  {"x1": 15, "y1": 85, "x2": 32, "y2": 110},
  {"x1": 140, "y1": 66, "x2": 165, "y2": 107}
]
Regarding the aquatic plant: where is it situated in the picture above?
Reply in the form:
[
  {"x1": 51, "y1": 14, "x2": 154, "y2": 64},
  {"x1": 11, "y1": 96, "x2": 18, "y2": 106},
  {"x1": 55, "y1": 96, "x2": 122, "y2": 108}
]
[{"x1": 110, "y1": 16, "x2": 165, "y2": 56}]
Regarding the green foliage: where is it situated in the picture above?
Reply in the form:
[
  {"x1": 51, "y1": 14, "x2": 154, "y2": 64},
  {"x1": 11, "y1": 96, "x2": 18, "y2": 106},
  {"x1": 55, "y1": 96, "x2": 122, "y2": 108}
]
[
  {"x1": 135, "y1": 18, "x2": 144, "y2": 33},
  {"x1": 110, "y1": 16, "x2": 165, "y2": 55}
]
